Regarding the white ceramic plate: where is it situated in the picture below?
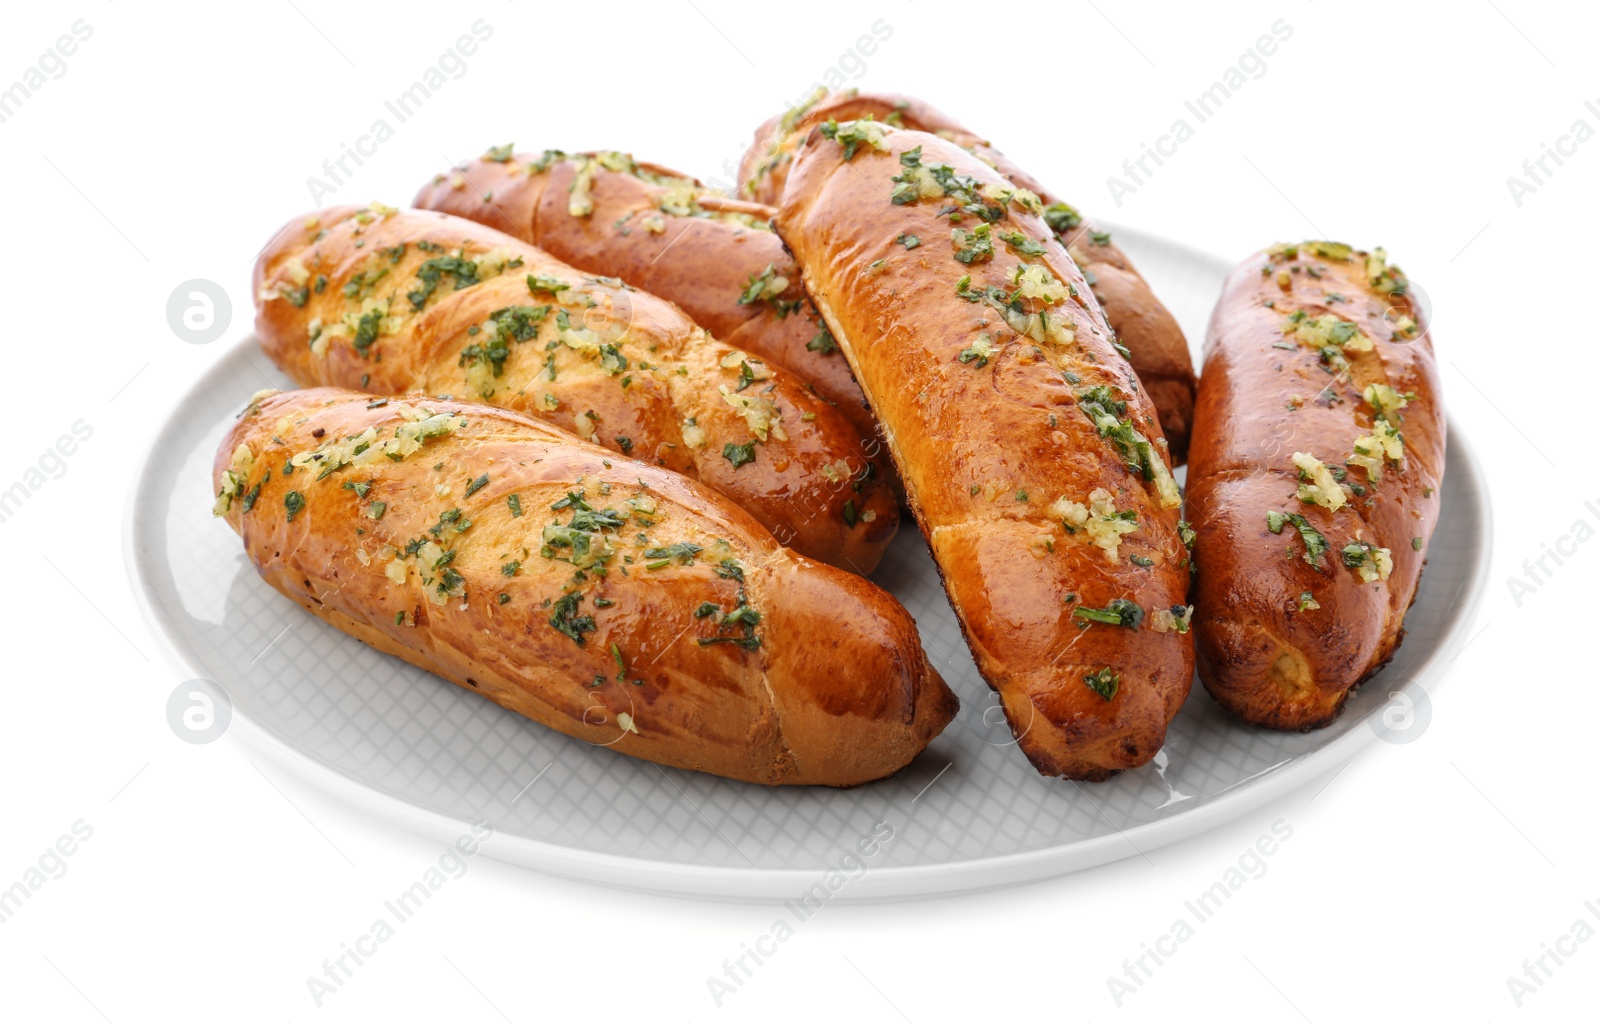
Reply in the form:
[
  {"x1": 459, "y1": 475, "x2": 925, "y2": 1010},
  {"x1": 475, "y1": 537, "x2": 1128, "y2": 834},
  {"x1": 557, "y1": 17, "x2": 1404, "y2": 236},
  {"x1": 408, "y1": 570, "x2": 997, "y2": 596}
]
[{"x1": 126, "y1": 226, "x2": 1492, "y2": 901}]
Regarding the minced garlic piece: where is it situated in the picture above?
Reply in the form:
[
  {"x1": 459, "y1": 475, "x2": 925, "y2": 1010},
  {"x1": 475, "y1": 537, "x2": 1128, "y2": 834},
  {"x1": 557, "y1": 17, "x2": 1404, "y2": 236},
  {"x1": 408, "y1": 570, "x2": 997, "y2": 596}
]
[
  {"x1": 720, "y1": 387, "x2": 786, "y2": 442},
  {"x1": 338, "y1": 406, "x2": 467, "y2": 467},
  {"x1": 212, "y1": 443, "x2": 256, "y2": 515},
  {"x1": 558, "y1": 322, "x2": 602, "y2": 351},
  {"x1": 1002, "y1": 307, "x2": 1075, "y2": 347},
  {"x1": 284, "y1": 258, "x2": 310, "y2": 287},
  {"x1": 1345, "y1": 542, "x2": 1394, "y2": 583},
  {"x1": 1008, "y1": 264, "x2": 1069, "y2": 304},
  {"x1": 1150, "y1": 606, "x2": 1193, "y2": 633},
  {"x1": 1292, "y1": 451, "x2": 1347, "y2": 512},
  {"x1": 1048, "y1": 488, "x2": 1139, "y2": 563},
  {"x1": 656, "y1": 182, "x2": 699, "y2": 216},
  {"x1": 354, "y1": 547, "x2": 371, "y2": 567},
  {"x1": 680, "y1": 420, "x2": 707, "y2": 448},
  {"x1": 898, "y1": 163, "x2": 945, "y2": 201},
  {"x1": 1283, "y1": 312, "x2": 1371, "y2": 352},
  {"x1": 385, "y1": 557, "x2": 408, "y2": 585},
  {"x1": 982, "y1": 181, "x2": 1042, "y2": 213},
  {"x1": 292, "y1": 426, "x2": 379, "y2": 476},
  {"x1": 819, "y1": 459, "x2": 851, "y2": 483},
  {"x1": 1349, "y1": 422, "x2": 1405, "y2": 483},
  {"x1": 472, "y1": 246, "x2": 520, "y2": 278},
  {"x1": 568, "y1": 157, "x2": 597, "y2": 216},
  {"x1": 616, "y1": 711, "x2": 640, "y2": 735},
  {"x1": 1364, "y1": 383, "x2": 1408, "y2": 417}
]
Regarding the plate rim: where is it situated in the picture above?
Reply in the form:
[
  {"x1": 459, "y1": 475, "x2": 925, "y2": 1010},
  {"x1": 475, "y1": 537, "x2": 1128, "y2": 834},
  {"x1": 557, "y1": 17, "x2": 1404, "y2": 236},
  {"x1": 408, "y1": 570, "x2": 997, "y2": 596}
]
[{"x1": 124, "y1": 280, "x2": 1493, "y2": 905}]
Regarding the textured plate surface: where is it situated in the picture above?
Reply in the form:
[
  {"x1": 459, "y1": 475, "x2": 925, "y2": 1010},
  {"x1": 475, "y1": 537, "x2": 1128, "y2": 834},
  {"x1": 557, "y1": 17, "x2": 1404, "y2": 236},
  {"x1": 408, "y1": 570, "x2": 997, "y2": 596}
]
[{"x1": 127, "y1": 227, "x2": 1491, "y2": 900}]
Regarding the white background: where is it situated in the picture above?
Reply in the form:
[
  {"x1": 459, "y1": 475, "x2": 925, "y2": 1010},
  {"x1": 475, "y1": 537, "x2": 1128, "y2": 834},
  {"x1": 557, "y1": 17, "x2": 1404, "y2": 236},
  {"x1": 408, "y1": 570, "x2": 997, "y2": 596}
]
[{"x1": 1, "y1": 1, "x2": 1593, "y2": 1020}]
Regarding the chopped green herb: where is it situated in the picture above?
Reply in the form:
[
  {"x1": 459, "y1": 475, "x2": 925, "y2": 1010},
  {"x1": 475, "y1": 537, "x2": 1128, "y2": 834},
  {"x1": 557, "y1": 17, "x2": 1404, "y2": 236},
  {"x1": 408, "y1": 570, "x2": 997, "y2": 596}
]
[
  {"x1": 464, "y1": 473, "x2": 489, "y2": 498},
  {"x1": 1073, "y1": 599, "x2": 1144, "y2": 629},
  {"x1": 507, "y1": 494, "x2": 523, "y2": 517},
  {"x1": 284, "y1": 491, "x2": 305, "y2": 522},
  {"x1": 806, "y1": 324, "x2": 838, "y2": 354},
  {"x1": 723, "y1": 441, "x2": 757, "y2": 468},
  {"x1": 1043, "y1": 202, "x2": 1082, "y2": 234},
  {"x1": 642, "y1": 542, "x2": 702, "y2": 566},
  {"x1": 1083, "y1": 667, "x2": 1120, "y2": 701},
  {"x1": 1266, "y1": 510, "x2": 1329, "y2": 566},
  {"x1": 997, "y1": 229, "x2": 1048, "y2": 256},
  {"x1": 548, "y1": 592, "x2": 596, "y2": 646},
  {"x1": 896, "y1": 233, "x2": 921, "y2": 249},
  {"x1": 408, "y1": 254, "x2": 482, "y2": 310},
  {"x1": 842, "y1": 499, "x2": 857, "y2": 527}
]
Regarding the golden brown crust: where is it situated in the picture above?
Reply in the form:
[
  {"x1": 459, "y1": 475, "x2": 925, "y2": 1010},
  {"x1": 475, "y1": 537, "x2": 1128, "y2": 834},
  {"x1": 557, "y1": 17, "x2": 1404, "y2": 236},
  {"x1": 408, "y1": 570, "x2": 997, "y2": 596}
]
[
  {"x1": 410, "y1": 151, "x2": 877, "y2": 440},
  {"x1": 777, "y1": 124, "x2": 1193, "y2": 780},
  {"x1": 1186, "y1": 243, "x2": 1444, "y2": 729},
  {"x1": 738, "y1": 89, "x2": 1196, "y2": 462},
  {"x1": 732, "y1": 88, "x2": 1196, "y2": 464},
  {"x1": 210, "y1": 388, "x2": 956, "y2": 786},
  {"x1": 252, "y1": 205, "x2": 897, "y2": 574}
]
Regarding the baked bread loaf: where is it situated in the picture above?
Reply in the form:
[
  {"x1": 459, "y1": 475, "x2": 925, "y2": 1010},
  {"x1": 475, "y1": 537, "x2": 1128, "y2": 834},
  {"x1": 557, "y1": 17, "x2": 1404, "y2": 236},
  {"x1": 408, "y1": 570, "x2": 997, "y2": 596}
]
[
  {"x1": 411, "y1": 150, "x2": 876, "y2": 440},
  {"x1": 777, "y1": 122, "x2": 1194, "y2": 780},
  {"x1": 739, "y1": 89, "x2": 1197, "y2": 462},
  {"x1": 253, "y1": 204, "x2": 898, "y2": 574},
  {"x1": 1187, "y1": 242, "x2": 1443, "y2": 728},
  {"x1": 212, "y1": 387, "x2": 957, "y2": 786}
]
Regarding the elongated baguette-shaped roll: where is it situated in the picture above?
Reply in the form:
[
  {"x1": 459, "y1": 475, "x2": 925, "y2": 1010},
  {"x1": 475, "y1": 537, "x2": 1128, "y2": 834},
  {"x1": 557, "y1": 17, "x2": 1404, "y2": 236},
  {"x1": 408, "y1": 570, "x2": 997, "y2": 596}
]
[
  {"x1": 211, "y1": 388, "x2": 957, "y2": 786},
  {"x1": 778, "y1": 123, "x2": 1194, "y2": 780},
  {"x1": 1187, "y1": 243, "x2": 1444, "y2": 729},
  {"x1": 254, "y1": 204, "x2": 897, "y2": 574},
  {"x1": 411, "y1": 150, "x2": 876, "y2": 440},
  {"x1": 739, "y1": 89, "x2": 1197, "y2": 462}
]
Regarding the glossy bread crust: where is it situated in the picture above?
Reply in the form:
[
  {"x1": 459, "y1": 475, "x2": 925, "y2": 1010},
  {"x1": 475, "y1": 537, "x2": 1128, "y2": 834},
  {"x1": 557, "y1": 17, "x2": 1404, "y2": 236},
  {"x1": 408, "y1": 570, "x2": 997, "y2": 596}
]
[
  {"x1": 411, "y1": 151, "x2": 876, "y2": 440},
  {"x1": 738, "y1": 89, "x2": 1197, "y2": 462},
  {"x1": 211, "y1": 388, "x2": 956, "y2": 786},
  {"x1": 1186, "y1": 243, "x2": 1444, "y2": 729},
  {"x1": 777, "y1": 123, "x2": 1193, "y2": 780},
  {"x1": 253, "y1": 205, "x2": 897, "y2": 574}
]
